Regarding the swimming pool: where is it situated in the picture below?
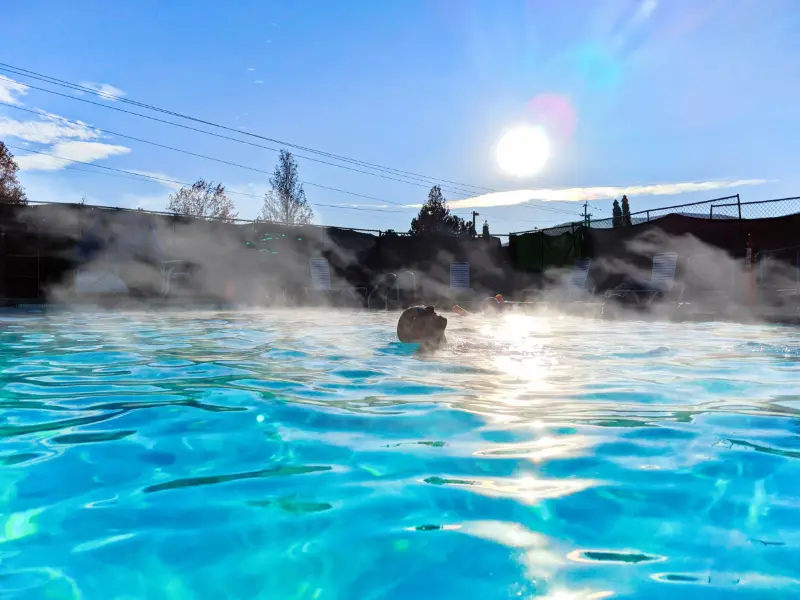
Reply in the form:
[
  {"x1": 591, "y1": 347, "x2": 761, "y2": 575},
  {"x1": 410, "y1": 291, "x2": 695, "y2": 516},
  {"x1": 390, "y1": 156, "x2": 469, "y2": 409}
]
[{"x1": 1, "y1": 310, "x2": 799, "y2": 599}]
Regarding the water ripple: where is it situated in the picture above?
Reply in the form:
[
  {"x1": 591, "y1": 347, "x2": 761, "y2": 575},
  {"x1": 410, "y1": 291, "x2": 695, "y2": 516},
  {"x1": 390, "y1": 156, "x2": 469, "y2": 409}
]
[{"x1": 0, "y1": 310, "x2": 799, "y2": 598}]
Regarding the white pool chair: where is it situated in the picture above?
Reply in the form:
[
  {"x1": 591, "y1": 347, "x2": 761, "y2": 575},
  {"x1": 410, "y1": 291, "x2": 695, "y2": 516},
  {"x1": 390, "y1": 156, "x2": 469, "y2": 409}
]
[
  {"x1": 305, "y1": 257, "x2": 364, "y2": 305},
  {"x1": 606, "y1": 252, "x2": 683, "y2": 304},
  {"x1": 447, "y1": 262, "x2": 474, "y2": 300},
  {"x1": 564, "y1": 258, "x2": 595, "y2": 301}
]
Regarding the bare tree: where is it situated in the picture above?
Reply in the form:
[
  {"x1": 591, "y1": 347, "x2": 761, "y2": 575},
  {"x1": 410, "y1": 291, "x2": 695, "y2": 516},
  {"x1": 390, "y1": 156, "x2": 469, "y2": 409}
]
[
  {"x1": 167, "y1": 179, "x2": 238, "y2": 222},
  {"x1": 259, "y1": 150, "x2": 314, "y2": 225},
  {"x1": 0, "y1": 141, "x2": 28, "y2": 205}
]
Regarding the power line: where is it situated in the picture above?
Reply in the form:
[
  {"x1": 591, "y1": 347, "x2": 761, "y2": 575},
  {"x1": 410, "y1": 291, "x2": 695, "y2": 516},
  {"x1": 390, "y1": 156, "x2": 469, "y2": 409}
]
[
  {"x1": 0, "y1": 102, "x2": 574, "y2": 230},
  {"x1": 0, "y1": 64, "x2": 493, "y2": 197},
  {"x1": 515, "y1": 202, "x2": 582, "y2": 217},
  {"x1": 7, "y1": 144, "x2": 410, "y2": 216},
  {"x1": 0, "y1": 69, "x2": 590, "y2": 226},
  {"x1": 0, "y1": 77, "x2": 479, "y2": 199},
  {"x1": 0, "y1": 101, "x2": 418, "y2": 209}
]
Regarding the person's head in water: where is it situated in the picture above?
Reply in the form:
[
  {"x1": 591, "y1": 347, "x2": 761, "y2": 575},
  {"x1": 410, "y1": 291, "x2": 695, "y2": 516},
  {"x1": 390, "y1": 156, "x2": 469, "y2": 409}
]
[{"x1": 397, "y1": 305, "x2": 448, "y2": 348}]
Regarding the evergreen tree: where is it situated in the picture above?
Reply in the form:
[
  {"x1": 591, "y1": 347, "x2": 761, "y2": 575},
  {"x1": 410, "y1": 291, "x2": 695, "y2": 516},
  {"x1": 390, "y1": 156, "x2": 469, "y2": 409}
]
[
  {"x1": 612, "y1": 199, "x2": 623, "y2": 228},
  {"x1": 409, "y1": 185, "x2": 470, "y2": 236},
  {"x1": 259, "y1": 150, "x2": 314, "y2": 225},
  {"x1": 0, "y1": 141, "x2": 28, "y2": 205},
  {"x1": 621, "y1": 195, "x2": 632, "y2": 226}
]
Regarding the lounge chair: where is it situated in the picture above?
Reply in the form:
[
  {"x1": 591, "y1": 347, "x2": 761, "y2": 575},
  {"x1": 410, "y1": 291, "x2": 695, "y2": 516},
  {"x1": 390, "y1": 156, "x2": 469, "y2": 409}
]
[
  {"x1": 160, "y1": 260, "x2": 193, "y2": 297},
  {"x1": 447, "y1": 262, "x2": 474, "y2": 300},
  {"x1": 305, "y1": 257, "x2": 365, "y2": 305},
  {"x1": 757, "y1": 245, "x2": 800, "y2": 306},
  {"x1": 605, "y1": 252, "x2": 683, "y2": 304},
  {"x1": 563, "y1": 258, "x2": 595, "y2": 301}
]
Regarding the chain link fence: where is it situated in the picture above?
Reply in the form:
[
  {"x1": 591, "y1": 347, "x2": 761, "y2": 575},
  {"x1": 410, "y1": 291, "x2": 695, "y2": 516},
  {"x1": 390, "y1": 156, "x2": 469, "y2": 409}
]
[
  {"x1": 512, "y1": 194, "x2": 800, "y2": 237},
  {"x1": 710, "y1": 196, "x2": 800, "y2": 220},
  {"x1": 583, "y1": 195, "x2": 740, "y2": 229}
]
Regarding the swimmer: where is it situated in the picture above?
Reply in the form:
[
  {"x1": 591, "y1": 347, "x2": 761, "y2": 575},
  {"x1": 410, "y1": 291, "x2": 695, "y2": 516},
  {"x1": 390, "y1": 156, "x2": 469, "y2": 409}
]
[
  {"x1": 453, "y1": 294, "x2": 504, "y2": 317},
  {"x1": 396, "y1": 305, "x2": 448, "y2": 349}
]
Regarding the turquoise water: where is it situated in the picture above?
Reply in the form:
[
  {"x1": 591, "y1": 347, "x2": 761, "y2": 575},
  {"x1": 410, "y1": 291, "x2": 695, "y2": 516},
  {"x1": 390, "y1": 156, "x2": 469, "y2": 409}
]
[{"x1": 1, "y1": 310, "x2": 799, "y2": 599}]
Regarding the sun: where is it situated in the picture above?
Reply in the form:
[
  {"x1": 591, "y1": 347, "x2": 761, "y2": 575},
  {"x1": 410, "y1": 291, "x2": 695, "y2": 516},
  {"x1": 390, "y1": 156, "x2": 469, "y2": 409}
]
[{"x1": 495, "y1": 125, "x2": 550, "y2": 178}]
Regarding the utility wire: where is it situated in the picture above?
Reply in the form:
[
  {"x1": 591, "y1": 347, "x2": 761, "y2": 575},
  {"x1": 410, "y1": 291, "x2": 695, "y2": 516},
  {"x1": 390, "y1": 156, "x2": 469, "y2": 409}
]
[
  {"x1": 0, "y1": 77, "x2": 478, "y2": 198},
  {"x1": 0, "y1": 64, "x2": 493, "y2": 196},
  {"x1": 0, "y1": 101, "x2": 417, "y2": 209},
  {"x1": 6, "y1": 144, "x2": 409, "y2": 216},
  {"x1": 0, "y1": 68, "x2": 588, "y2": 226},
  {"x1": 0, "y1": 102, "x2": 570, "y2": 229}
]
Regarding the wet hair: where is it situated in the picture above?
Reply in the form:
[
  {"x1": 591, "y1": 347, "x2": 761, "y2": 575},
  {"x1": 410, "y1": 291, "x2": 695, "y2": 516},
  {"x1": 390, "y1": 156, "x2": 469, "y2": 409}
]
[{"x1": 397, "y1": 305, "x2": 448, "y2": 345}]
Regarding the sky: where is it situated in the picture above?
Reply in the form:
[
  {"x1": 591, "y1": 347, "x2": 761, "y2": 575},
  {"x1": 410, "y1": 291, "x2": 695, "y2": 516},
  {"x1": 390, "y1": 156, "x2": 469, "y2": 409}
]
[{"x1": 2, "y1": 0, "x2": 800, "y2": 234}]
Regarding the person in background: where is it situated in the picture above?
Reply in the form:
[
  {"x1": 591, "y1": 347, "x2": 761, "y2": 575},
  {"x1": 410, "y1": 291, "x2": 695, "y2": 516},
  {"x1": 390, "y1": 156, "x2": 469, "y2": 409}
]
[{"x1": 453, "y1": 294, "x2": 504, "y2": 317}]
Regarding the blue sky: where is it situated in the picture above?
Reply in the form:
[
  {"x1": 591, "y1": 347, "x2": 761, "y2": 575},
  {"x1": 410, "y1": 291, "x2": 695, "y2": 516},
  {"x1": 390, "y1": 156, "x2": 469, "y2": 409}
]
[{"x1": 2, "y1": 0, "x2": 799, "y2": 233}]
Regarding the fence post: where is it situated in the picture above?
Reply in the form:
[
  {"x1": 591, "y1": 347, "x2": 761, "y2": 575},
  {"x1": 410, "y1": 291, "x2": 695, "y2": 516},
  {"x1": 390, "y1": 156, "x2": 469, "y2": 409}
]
[
  {"x1": 737, "y1": 194, "x2": 742, "y2": 220},
  {"x1": 646, "y1": 210, "x2": 650, "y2": 222},
  {"x1": 710, "y1": 205, "x2": 713, "y2": 219}
]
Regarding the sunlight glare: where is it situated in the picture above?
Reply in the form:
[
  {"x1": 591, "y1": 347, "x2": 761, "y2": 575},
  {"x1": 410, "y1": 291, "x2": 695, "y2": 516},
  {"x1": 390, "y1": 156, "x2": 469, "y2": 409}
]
[{"x1": 495, "y1": 125, "x2": 550, "y2": 178}]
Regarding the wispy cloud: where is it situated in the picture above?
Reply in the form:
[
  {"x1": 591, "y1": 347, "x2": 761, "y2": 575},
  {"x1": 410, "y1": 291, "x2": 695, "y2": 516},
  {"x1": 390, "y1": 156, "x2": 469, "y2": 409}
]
[
  {"x1": 427, "y1": 180, "x2": 770, "y2": 209},
  {"x1": 0, "y1": 75, "x2": 29, "y2": 105},
  {"x1": 254, "y1": 80, "x2": 264, "y2": 84},
  {"x1": 16, "y1": 141, "x2": 131, "y2": 172},
  {"x1": 247, "y1": 67, "x2": 256, "y2": 72},
  {"x1": 79, "y1": 82, "x2": 126, "y2": 101},
  {"x1": 0, "y1": 112, "x2": 100, "y2": 144}
]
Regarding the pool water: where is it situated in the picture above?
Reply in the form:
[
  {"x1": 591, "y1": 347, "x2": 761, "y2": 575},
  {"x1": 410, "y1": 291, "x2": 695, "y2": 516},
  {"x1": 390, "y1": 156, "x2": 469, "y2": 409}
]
[{"x1": 1, "y1": 310, "x2": 799, "y2": 599}]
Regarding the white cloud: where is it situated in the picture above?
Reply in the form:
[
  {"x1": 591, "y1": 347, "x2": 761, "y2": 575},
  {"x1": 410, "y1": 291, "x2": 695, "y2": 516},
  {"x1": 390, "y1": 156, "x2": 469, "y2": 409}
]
[
  {"x1": 0, "y1": 75, "x2": 29, "y2": 105},
  {"x1": 247, "y1": 67, "x2": 256, "y2": 72},
  {"x1": 254, "y1": 80, "x2": 264, "y2": 84},
  {"x1": 79, "y1": 82, "x2": 126, "y2": 101},
  {"x1": 0, "y1": 112, "x2": 100, "y2": 144},
  {"x1": 429, "y1": 180, "x2": 771, "y2": 209},
  {"x1": 16, "y1": 141, "x2": 131, "y2": 172}
]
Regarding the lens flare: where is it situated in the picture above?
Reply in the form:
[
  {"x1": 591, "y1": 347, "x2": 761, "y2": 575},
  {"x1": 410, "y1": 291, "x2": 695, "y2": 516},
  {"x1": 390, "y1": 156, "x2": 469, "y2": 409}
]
[
  {"x1": 526, "y1": 93, "x2": 577, "y2": 141},
  {"x1": 495, "y1": 125, "x2": 550, "y2": 178}
]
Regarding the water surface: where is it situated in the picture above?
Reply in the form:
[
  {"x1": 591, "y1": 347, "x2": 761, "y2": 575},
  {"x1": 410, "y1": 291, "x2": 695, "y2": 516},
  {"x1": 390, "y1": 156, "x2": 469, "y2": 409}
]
[{"x1": 1, "y1": 310, "x2": 799, "y2": 599}]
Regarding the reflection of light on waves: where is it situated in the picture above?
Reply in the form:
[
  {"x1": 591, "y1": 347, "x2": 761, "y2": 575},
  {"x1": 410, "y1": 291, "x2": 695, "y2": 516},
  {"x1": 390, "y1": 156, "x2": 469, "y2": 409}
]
[
  {"x1": 481, "y1": 314, "x2": 557, "y2": 408},
  {"x1": 459, "y1": 521, "x2": 613, "y2": 600},
  {"x1": 429, "y1": 473, "x2": 598, "y2": 504},
  {"x1": 473, "y1": 434, "x2": 592, "y2": 463}
]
